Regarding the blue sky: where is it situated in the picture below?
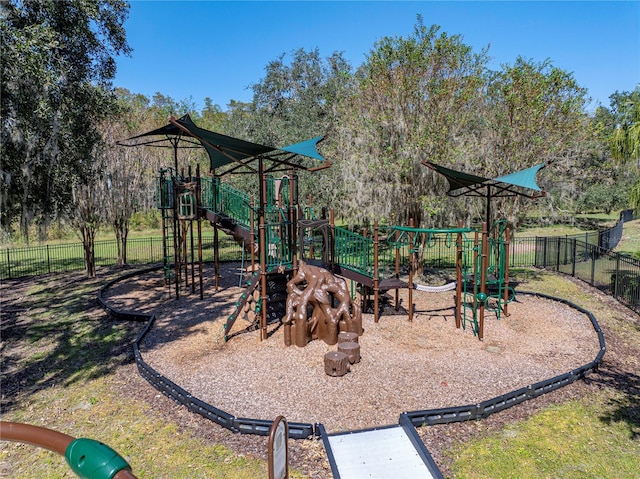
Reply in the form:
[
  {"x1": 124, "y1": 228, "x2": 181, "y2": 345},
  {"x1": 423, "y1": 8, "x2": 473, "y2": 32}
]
[{"x1": 114, "y1": 1, "x2": 640, "y2": 112}]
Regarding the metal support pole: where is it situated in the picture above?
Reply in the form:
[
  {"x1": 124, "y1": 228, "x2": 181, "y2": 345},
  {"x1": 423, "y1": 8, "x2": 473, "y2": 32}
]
[
  {"x1": 214, "y1": 225, "x2": 220, "y2": 291},
  {"x1": 259, "y1": 157, "x2": 268, "y2": 341},
  {"x1": 198, "y1": 219, "x2": 203, "y2": 299},
  {"x1": 289, "y1": 169, "x2": 298, "y2": 271},
  {"x1": 455, "y1": 220, "x2": 463, "y2": 329},
  {"x1": 190, "y1": 219, "x2": 195, "y2": 294},
  {"x1": 172, "y1": 185, "x2": 180, "y2": 300},
  {"x1": 329, "y1": 209, "x2": 335, "y2": 271},
  {"x1": 408, "y1": 218, "x2": 414, "y2": 322},
  {"x1": 472, "y1": 230, "x2": 479, "y2": 331},
  {"x1": 503, "y1": 225, "x2": 511, "y2": 317},
  {"x1": 250, "y1": 196, "x2": 256, "y2": 274},
  {"x1": 479, "y1": 223, "x2": 488, "y2": 341},
  {"x1": 161, "y1": 209, "x2": 167, "y2": 285},
  {"x1": 395, "y1": 229, "x2": 400, "y2": 311},
  {"x1": 373, "y1": 220, "x2": 380, "y2": 324},
  {"x1": 182, "y1": 220, "x2": 188, "y2": 288},
  {"x1": 189, "y1": 165, "x2": 195, "y2": 294},
  {"x1": 196, "y1": 164, "x2": 203, "y2": 299}
]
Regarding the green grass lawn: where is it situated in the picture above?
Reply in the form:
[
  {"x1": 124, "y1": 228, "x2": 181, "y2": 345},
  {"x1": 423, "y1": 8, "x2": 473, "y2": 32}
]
[
  {"x1": 615, "y1": 219, "x2": 640, "y2": 258},
  {"x1": 514, "y1": 224, "x2": 592, "y2": 237},
  {"x1": 450, "y1": 395, "x2": 640, "y2": 479},
  {"x1": 446, "y1": 271, "x2": 640, "y2": 479},
  {"x1": 3, "y1": 376, "x2": 274, "y2": 479},
  {"x1": 0, "y1": 270, "x2": 310, "y2": 479}
]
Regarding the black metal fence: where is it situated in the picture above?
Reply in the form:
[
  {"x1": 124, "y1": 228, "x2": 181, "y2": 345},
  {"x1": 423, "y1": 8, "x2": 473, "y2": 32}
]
[
  {"x1": 531, "y1": 209, "x2": 640, "y2": 313},
  {"x1": 0, "y1": 234, "x2": 551, "y2": 281},
  {"x1": 2, "y1": 211, "x2": 638, "y2": 313},
  {"x1": 533, "y1": 237, "x2": 640, "y2": 312},
  {"x1": 0, "y1": 235, "x2": 244, "y2": 281}
]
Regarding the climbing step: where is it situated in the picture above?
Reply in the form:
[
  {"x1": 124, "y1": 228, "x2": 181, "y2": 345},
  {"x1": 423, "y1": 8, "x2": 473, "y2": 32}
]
[{"x1": 320, "y1": 417, "x2": 443, "y2": 479}]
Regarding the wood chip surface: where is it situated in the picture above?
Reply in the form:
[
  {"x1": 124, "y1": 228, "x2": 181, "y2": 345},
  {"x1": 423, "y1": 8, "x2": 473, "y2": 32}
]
[{"x1": 104, "y1": 263, "x2": 602, "y2": 434}]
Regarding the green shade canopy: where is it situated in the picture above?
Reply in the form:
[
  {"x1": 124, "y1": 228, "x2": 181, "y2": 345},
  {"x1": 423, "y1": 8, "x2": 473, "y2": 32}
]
[
  {"x1": 119, "y1": 114, "x2": 326, "y2": 172},
  {"x1": 423, "y1": 161, "x2": 545, "y2": 197},
  {"x1": 422, "y1": 160, "x2": 546, "y2": 226},
  {"x1": 422, "y1": 162, "x2": 490, "y2": 194},
  {"x1": 493, "y1": 164, "x2": 544, "y2": 191},
  {"x1": 280, "y1": 136, "x2": 325, "y2": 161}
]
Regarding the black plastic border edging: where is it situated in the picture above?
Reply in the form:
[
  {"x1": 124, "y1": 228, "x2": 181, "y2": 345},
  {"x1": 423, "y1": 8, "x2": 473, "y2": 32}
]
[
  {"x1": 98, "y1": 271, "x2": 606, "y2": 443},
  {"x1": 97, "y1": 266, "x2": 316, "y2": 440},
  {"x1": 403, "y1": 290, "x2": 606, "y2": 427},
  {"x1": 98, "y1": 265, "x2": 164, "y2": 322}
]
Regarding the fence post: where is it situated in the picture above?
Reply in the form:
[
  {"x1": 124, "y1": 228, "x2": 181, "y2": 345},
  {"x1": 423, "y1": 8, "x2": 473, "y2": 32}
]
[
  {"x1": 571, "y1": 238, "x2": 577, "y2": 277},
  {"x1": 47, "y1": 245, "x2": 51, "y2": 274},
  {"x1": 150, "y1": 237, "x2": 153, "y2": 262},
  {"x1": 556, "y1": 237, "x2": 561, "y2": 271},
  {"x1": 590, "y1": 245, "x2": 596, "y2": 286},
  {"x1": 614, "y1": 253, "x2": 620, "y2": 300},
  {"x1": 6, "y1": 248, "x2": 11, "y2": 279}
]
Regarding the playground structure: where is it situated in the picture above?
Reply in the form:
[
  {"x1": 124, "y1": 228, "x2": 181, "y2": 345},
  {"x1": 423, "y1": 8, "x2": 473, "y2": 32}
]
[
  {"x1": 109, "y1": 118, "x2": 608, "y2": 478},
  {"x1": 0, "y1": 421, "x2": 138, "y2": 479},
  {"x1": 95, "y1": 260, "x2": 606, "y2": 479},
  {"x1": 120, "y1": 114, "x2": 528, "y2": 343},
  {"x1": 282, "y1": 260, "x2": 363, "y2": 347}
]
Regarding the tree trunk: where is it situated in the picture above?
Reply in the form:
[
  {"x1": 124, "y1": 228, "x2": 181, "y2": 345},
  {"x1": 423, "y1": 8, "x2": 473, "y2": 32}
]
[
  {"x1": 114, "y1": 226, "x2": 123, "y2": 266},
  {"x1": 113, "y1": 218, "x2": 129, "y2": 266},
  {"x1": 82, "y1": 226, "x2": 96, "y2": 277},
  {"x1": 121, "y1": 226, "x2": 128, "y2": 265}
]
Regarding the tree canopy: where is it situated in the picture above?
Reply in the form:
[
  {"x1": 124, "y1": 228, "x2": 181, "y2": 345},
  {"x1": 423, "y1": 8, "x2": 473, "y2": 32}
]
[
  {"x1": 2, "y1": 10, "x2": 636, "y2": 246},
  {"x1": 0, "y1": 0, "x2": 131, "y2": 241}
]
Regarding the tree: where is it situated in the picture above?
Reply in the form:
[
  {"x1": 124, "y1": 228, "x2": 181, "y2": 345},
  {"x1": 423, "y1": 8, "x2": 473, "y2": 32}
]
[
  {"x1": 478, "y1": 57, "x2": 591, "y2": 226},
  {"x1": 333, "y1": 18, "x2": 488, "y2": 228},
  {"x1": 611, "y1": 87, "x2": 640, "y2": 162},
  {"x1": 228, "y1": 48, "x2": 354, "y2": 207},
  {"x1": 199, "y1": 97, "x2": 227, "y2": 132},
  {"x1": 69, "y1": 179, "x2": 102, "y2": 277},
  {"x1": 609, "y1": 87, "x2": 640, "y2": 209},
  {"x1": 98, "y1": 92, "x2": 155, "y2": 266},
  {"x1": 570, "y1": 96, "x2": 633, "y2": 217},
  {"x1": 0, "y1": 0, "x2": 130, "y2": 241}
]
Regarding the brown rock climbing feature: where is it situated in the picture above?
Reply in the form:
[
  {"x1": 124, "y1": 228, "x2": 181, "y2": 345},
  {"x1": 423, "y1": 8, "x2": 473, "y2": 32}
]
[
  {"x1": 324, "y1": 351, "x2": 350, "y2": 376},
  {"x1": 338, "y1": 341, "x2": 361, "y2": 364},
  {"x1": 282, "y1": 260, "x2": 363, "y2": 347}
]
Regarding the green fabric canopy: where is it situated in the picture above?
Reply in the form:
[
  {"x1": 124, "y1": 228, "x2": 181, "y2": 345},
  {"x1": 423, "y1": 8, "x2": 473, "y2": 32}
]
[
  {"x1": 280, "y1": 136, "x2": 325, "y2": 161},
  {"x1": 423, "y1": 161, "x2": 546, "y2": 226},
  {"x1": 422, "y1": 162, "x2": 490, "y2": 194},
  {"x1": 423, "y1": 161, "x2": 545, "y2": 196},
  {"x1": 121, "y1": 114, "x2": 326, "y2": 171},
  {"x1": 493, "y1": 164, "x2": 544, "y2": 191}
]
